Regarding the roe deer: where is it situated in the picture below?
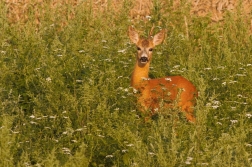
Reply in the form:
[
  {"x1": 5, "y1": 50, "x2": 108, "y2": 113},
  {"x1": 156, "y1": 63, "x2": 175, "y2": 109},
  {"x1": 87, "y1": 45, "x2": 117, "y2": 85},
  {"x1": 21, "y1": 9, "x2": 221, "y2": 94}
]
[{"x1": 128, "y1": 26, "x2": 197, "y2": 122}]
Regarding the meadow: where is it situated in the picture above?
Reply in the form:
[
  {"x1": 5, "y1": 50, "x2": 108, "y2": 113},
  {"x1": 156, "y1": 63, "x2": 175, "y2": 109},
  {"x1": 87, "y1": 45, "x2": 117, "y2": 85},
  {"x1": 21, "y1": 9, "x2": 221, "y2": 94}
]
[{"x1": 0, "y1": 0, "x2": 252, "y2": 166}]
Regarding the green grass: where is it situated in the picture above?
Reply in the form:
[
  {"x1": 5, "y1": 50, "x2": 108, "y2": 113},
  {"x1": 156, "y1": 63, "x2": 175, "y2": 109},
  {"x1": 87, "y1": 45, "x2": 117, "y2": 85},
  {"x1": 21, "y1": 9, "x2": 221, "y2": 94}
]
[{"x1": 0, "y1": 0, "x2": 251, "y2": 166}]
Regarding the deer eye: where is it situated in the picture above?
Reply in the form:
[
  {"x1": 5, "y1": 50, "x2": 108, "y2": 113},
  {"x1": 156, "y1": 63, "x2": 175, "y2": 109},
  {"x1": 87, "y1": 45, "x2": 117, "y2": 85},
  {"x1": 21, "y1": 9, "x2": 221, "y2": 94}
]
[
  {"x1": 137, "y1": 47, "x2": 141, "y2": 51},
  {"x1": 149, "y1": 48, "x2": 153, "y2": 52}
]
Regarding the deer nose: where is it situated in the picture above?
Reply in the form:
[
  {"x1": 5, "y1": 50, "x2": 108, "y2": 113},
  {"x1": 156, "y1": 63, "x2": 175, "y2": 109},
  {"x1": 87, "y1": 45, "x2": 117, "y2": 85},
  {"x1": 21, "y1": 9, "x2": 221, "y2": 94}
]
[{"x1": 140, "y1": 57, "x2": 148, "y2": 63}]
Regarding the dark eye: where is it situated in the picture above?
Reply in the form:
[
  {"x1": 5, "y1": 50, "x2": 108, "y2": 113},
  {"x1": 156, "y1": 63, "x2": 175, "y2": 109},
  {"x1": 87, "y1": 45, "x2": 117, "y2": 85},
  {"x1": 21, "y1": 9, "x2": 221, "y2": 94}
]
[
  {"x1": 137, "y1": 47, "x2": 141, "y2": 51},
  {"x1": 149, "y1": 48, "x2": 153, "y2": 51}
]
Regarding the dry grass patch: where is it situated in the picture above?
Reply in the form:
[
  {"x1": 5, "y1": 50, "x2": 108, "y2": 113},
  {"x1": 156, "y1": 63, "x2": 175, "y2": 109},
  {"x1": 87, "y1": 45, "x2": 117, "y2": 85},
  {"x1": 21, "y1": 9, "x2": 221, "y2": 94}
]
[
  {"x1": 5, "y1": 0, "x2": 252, "y2": 26},
  {"x1": 190, "y1": 0, "x2": 252, "y2": 21},
  {"x1": 6, "y1": 0, "x2": 78, "y2": 24}
]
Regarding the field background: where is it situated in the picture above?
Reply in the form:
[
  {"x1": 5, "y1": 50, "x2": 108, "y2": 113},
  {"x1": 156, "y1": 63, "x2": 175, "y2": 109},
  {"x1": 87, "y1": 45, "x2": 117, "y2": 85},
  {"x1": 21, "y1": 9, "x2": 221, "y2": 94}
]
[{"x1": 1, "y1": 0, "x2": 252, "y2": 166}]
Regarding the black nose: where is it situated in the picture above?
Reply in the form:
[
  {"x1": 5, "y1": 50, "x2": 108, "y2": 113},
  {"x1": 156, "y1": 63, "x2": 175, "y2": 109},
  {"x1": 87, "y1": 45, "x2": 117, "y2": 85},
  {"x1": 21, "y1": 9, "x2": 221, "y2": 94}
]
[{"x1": 140, "y1": 57, "x2": 148, "y2": 62}]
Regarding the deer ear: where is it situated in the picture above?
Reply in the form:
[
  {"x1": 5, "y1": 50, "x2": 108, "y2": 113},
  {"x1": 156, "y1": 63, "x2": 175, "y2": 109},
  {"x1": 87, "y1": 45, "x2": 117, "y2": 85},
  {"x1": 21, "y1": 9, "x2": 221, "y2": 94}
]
[
  {"x1": 153, "y1": 29, "x2": 166, "y2": 46},
  {"x1": 128, "y1": 26, "x2": 139, "y2": 44}
]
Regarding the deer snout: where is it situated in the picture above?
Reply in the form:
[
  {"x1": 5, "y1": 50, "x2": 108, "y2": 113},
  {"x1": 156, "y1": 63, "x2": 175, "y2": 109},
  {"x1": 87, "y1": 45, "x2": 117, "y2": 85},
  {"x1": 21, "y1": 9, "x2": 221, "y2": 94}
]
[
  {"x1": 139, "y1": 52, "x2": 149, "y2": 63},
  {"x1": 140, "y1": 57, "x2": 148, "y2": 63}
]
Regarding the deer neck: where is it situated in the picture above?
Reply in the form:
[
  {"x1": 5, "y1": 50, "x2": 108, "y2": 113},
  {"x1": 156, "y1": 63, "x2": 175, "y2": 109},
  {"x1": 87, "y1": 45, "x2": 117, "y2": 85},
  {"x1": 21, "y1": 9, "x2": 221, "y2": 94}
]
[{"x1": 131, "y1": 61, "x2": 150, "y2": 89}]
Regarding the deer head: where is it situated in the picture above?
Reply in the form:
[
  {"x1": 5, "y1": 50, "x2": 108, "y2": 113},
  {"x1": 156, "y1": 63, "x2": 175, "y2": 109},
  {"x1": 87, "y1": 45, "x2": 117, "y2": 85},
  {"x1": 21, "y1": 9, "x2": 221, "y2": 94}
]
[{"x1": 128, "y1": 26, "x2": 166, "y2": 66}]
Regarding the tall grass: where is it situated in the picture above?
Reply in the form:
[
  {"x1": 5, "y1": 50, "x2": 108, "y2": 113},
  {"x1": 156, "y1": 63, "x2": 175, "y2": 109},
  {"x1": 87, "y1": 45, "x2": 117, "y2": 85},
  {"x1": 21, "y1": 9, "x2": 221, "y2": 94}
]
[{"x1": 0, "y1": 0, "x2": 251, "y2": 166}]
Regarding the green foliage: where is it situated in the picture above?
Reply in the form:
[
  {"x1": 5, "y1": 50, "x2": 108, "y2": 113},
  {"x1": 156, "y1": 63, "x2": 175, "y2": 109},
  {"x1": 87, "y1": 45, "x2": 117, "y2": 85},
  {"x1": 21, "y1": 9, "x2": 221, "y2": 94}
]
[{"x1": 0, "y1": 0, "x2": 251, "y2": 166}]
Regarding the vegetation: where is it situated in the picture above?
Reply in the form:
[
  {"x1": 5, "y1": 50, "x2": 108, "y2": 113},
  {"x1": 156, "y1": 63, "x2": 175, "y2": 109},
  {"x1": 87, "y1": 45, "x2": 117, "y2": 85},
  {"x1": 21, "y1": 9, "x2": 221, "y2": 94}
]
[{"x1": 0, "y1": 0, "x2": 251, "y2": 166}]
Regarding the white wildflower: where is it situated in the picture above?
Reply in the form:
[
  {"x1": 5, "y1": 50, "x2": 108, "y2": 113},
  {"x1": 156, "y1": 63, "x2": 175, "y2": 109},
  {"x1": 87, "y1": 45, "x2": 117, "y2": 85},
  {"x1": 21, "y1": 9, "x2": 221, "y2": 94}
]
[
  {"x1": 141, "y1": 77, "x2": 150, "y2": 81},
  {"x1": 212, "y1": 105, "x2": 219, "y2": 109},
  {"x1": 148, "y1": 152, "x2": 155, "y2": 156},
  {"x1": 229, "y1": 80, "x2": 238, "y2": 84},
  {"x1": 230, "y1": 120, "x2": 238, "y2": 124},
  {"x1": 231, "y1": 107, "x2": 236, "y2": 110},
  {"x1": 173, "y1": 65, "x2": 180, "y2": 69},
  {"x1": 198, "y1": 163, "x2": 209, "y2": 166},
  {"x1": 132, "y1": 163, "x2": 138, "y2": 166},
  {"x1": 46, "y1": 77, "x2": 52, "y2": 82},
  {"x1": 118, "y1": 49, "x2": 126, "y2": 53},
  {"x1": 75, "y1": 128, "x2": 83, "y2": 132},
  {"x1": 185, "y1": 157, "x2": 193, "y2": 164},
  {"x1": 105, "y1": 155, "x2": 113, "y2": 158},
  {"x1": 122, "y1": 150, "x2": 128, "y2": 153},
  {"x1": 30, "y1": 121, "x2": 38, "y2": 125},
  {"x1": 245, "y1": 143, "x2": 252, "y2": 147},
  {"x1": 165, "y1": 77, "x2": 172, "y2": 81},
  {"x1": 104, "y1": 58, "x2": 112, "y2": 62},
  {"x1": 126, "y1": 144, "x2": 134, "y2": 147},
  {"x1": 62, "y1": 147, "x2": 71, "y2": 154},
  {"x1": 236, "y1": 74, "x2": 246, "y2": 77},
  {"x1": 206, "y1": 103, "x2": 211, "y2": 107},
  {"x1": 146, "y1": 15, "x2": 152, "y2": 20},
  {"x1": 29, "y1": 115, "x2": 35, "y2": 119},
  {"x1": 1, "y1": 50, "x2": 6, "y2": 54},
  {"x1": 24, "y1": 162, "x2": 30, "y2": 166},
  {"x1": 245, "y1": 113, "x2": 252, "y2": 118},
  {"x1": 97, "y1": 134, "x2": 105, "y2": 138},
  {"x1": 133, "y1": 88, "x2": 138, "y2": 94},
  {"x1": 11, "y1": 130, "x2": 19, "y2": 134},
  {"x1": 213, "y1": 101, "x2": 220, "y2": 105},
  {"x1": 237, "y1": 94, "x2": 243, "y2": 98}
]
